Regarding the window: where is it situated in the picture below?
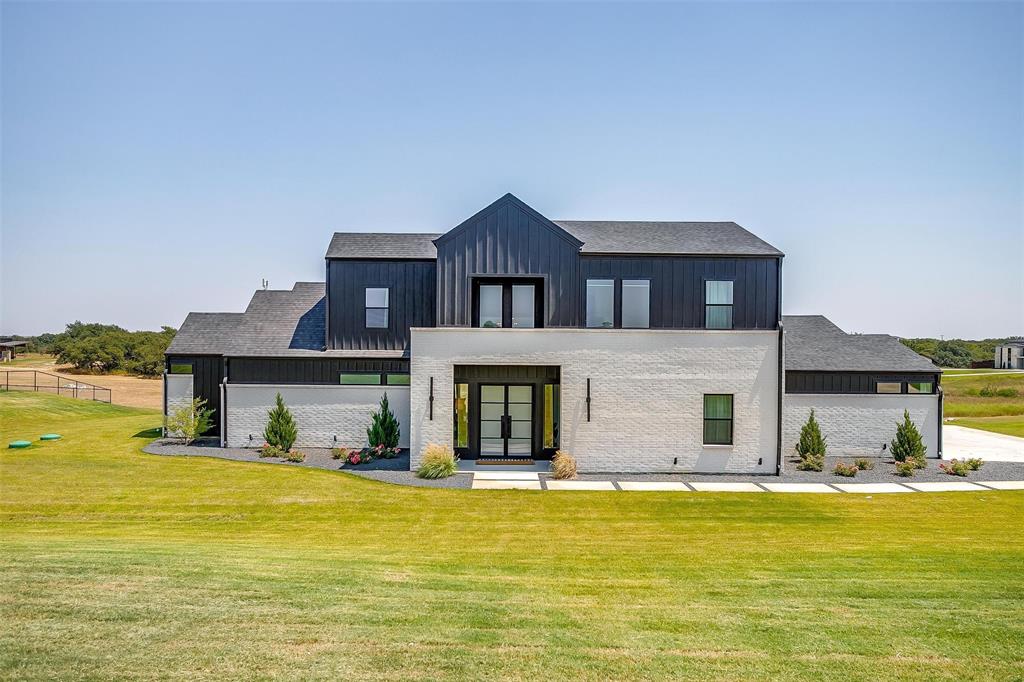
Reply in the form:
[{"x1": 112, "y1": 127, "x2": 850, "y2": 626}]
[
  {"x1": 386, "y1": 374, "x2": 411, "y2": 386},
  {"x1": 511, "y1": 284, "x2": 535, "y2": 328},
  {"x1": 705, "y1": 281, "x2": 734, "y2": 329},
  {"x1": 543, "y1": 384, "x2": 560, "y2": 448},
  {"x1": 476, "y1": 281, "x2": 538, "y2": 328},
  {"x1": 454, "y1": 383, "x2": 469, "y2": 448},
  {"x1": 876, "y1": 382, "x2": 901, "y2": 394},
  {"x1": 703, "y1": 394, "x2": 733, "y2": 445},
  {"x1": 908, "y1": 381, "x2": 933, "y2": 394},
  {"x1": 586, "y1": 279, "x2": 614, "y2": 328},
  {"x1": 169, "y1": 363, "x2": 192, "y2": 374},
  {"x1": 340, "y1": 373, "x2": 382, "y2": 385},
  {"x1": 478, "y1": 284, "x2": 503, "y2": 328},
  {"x1": 365, "y1": 288, "x2": 389, "y2": 328},
  {"x1": 621, "y1": 279, "x2": 650, "y2": 328}
]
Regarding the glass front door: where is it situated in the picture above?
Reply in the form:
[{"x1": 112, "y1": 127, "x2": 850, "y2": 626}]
[{"x1": 479, "y1": 384, "x2": 533, "y2": 457}]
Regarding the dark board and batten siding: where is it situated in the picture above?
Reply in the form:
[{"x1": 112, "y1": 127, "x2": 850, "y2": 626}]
[
  {"x1": 435, "y1": 197, "x2": 583, "y2": 327},
  {"x1": 229, "y1": 358, "x2": 409, "y2": 384},
  {"x1": 326, "y1": 259, "x2": 436, "y2": 352},
  {"x1": 786, "y1": 371, "x2": 940, "y2": 394},
  {"x1": 166, "y1": 355, "x2": 225, "y2": 436},
  {"x1": 580, "y1": 256, "x2": 780, "y2": 329}
]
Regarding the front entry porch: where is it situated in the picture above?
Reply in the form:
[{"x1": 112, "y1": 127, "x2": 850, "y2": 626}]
[{"x1": 453, "y1": 365, "x2": 560, "y2": 460}]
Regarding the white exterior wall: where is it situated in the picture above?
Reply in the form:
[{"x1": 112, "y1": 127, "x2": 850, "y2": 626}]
[
  {"x1": 224, "y1": 384, "x2": 410, "y2": 449},
  {"x1": 410, "y1": 328, "x2": 780, "y2": 474},
  {"x1": 994, "y1": 344, "x2": 1024, "y2": 369},
  {"x1": 164, "y1": 374, "x2": 194, "y2": 437},
  {"x1": 783, "y1": 394, "x2": 940, "y2": 459}
]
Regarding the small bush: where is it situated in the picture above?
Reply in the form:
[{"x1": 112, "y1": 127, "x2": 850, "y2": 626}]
[
  {"x1": 331, "y1": 447, "x2": 350, "y2": 460},
  {"x1": 891, "y1": 410, "x2": 927, "y2": 464},
  {"x1": 285, "y1": 450, "x2": 305, "y2": 463},
  {"x1": 551, "y1": 451, "x2": 578, "y2": 480},
  {"x1": 966, "y1": 457, "x2": 984, "y2": 471},
  {"x1": 165, "y1": 397, "x2": 214, "y2": 445},
  {"x1": 259, "y1": 444, "x2": 284, "y2": 458},
  {"x1": 979, "y1": 385, "x2": 1019, "y2": 398},
  {"x1": 367, "y1": 394, "x2": 401, "y2": 449},
  {"x1": 345, "y1": 450, "x2": 364, "y2": 466},
  {"x1": 796, "y1": 410, "x2": 827, "y2": 459},
  {"x1": 833, "y1": 462, "x2": 859, "y2": 477},
  {"x1": 416, "y1": 444, "x2": 458, "y2": 479},
  {"x1": 939, "y1": 459, "x2": 970, "y2": 477},
  {"x1": 264, "y1": 393, "x2": 298, "y2": 452},
  {"x1": 796, "y1": 453, "x2": 823, "y2": 471},
  {"x1": 894, "y1": 460, "x2": 916, "y2": 477},
  {"x1": 854, "y1": 458, "x2": 875, "y2": 471},
  {"x1": 368, "y1": 444, "x2": 400, "y2": 460}
]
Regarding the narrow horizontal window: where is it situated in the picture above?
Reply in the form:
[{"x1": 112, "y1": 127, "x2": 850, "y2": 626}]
[
  {"x1": 621, "y1": 280, "x2": 650, "y2": 329},
  {"x1": 385, "y1": 374, "x2": 411, "y2": 385},
  {"x1": 169, "y1": 363, "x2": 192, "y2": 374},
  {"x1": 586, "y1": 279, "x2": 614, "y2": 328},
  {"x1": 876, "y1": 382, "x2": 902, "y2": 394},
  {"x1": 340, "y1": 373, "x2": 382, "y2": 385},
  {"x1": 705, "y1": 281, "x2": 734, "y2": 329},
  {"x1": 365, "y1": 288, "x2": 389, "y2": 328},
  {"x1": 907, "y1": 382, "x2": 933, "y2": 394},
  {"x1": 703, "y1": 394, "x2": 733, "y2": 445}
]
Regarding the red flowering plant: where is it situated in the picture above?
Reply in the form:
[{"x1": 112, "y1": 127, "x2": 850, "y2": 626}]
[{"x1": 346, "y1": 451, "x2": 362, "y2": 466}]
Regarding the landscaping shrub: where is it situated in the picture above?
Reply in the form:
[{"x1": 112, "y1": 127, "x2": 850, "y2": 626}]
[
  {"x1": 367, "y1": 394, "x2": 400, "y2": 449},
  {"x1": 165, "y1": 397, "x2": 214, "y2": 445},
  {"x1": 285, "y1": 450, "x2": 306, "y2": 463},
  {"x1": 894, "y1": 460, "x2": 916, "y2": 477},
  {"x1": 979, "y1": 385, "x2": 1019, "y2": 398},
  {"x1": 891, "y1": 410, "x2": 926, "y2": 468},
  {"x1": 368, "y1": 444, "x2": 400, "y2": 460},
  {"x1": 259, "y1": 444, "x2": 284, "y2": 458},
  {"x1": 854, "y1": 458, "x2": 875, "y2": 471},
  {"x1": 833, "y1": 462, "x2": 859, "y2": 477},
  {"x1": 796, "y1": 409, "x2": 827, "y2": 459},
  {"x1": 264, "y1": 393, "x2": 298, "y2": 453},
  {"x1": 331, "y1": 447, "x2": 350, "y2": 460},
  {"x1": 939, "y1": 459, "x2": 970, "y2": 477},
  {"x1": 966, "y1": 457, "x2": 984, "y2": 471},
  {"x1": 796, "y1": 453, "x2": 824, "y2": 472},
  {"x1": 416, "y1": 443, "x2": 458, "y2": 479},
  {"x1": 551, "y1": 451, "x2": 578, "y2": 480}
]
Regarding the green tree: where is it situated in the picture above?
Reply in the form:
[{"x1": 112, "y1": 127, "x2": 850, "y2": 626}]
[
  {"x1": 796, "y1": 409, "x2": 827, "y2": 458},
  {"x1": 264, "y1": 393, "x2": 298, "y2": 452},
  {"x1": 165, "y1": 397, "x2": 214, "y2": 445},
  {"x1": 367, "y1": 393, "x2": 400, "y2": 449},
  {"x1": 890, "y1": 410, "x2": 926, "y2": 465}
]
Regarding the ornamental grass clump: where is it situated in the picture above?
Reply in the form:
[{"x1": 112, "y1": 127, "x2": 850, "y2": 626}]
[
  {"x1": 416, "y1": 443, "x2": 458, "y2": 479},
  {"x1": 894, "y1": 460, "x2": 916, "y2": 477},
  {"x1": 551, "y1": 451, "x2": 578, "y2": 480},
  {"x1": 285, "y1": 450, "x2": 305, "y2": 463},
  {"x1": 939, "y1": 459, "x2": 971, "y2": 477},
  {"x1": 854, "y1": 458, "x2": 875, "y2": 471},
  {"x1": 259, "y1": 444, "x2": 284, "y2": 458},
  {"x1": 796, "y1": 453, "x2": 824, "y2": 472},
  {"x1": 966, "y1": 457, "x2": 984, "y2": 471},
  {"x1": 833, "y1": 462, "x2": 859, "y2": 477}
]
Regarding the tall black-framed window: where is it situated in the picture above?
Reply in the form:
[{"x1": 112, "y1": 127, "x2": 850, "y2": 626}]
[
  {"x1": 365, "y1": 288, "x2": 389, "y2": 328},
  {"x1": 705, "y1": 281, "x2": 734, "y2": 329},
  {"x1": 703, "y1": 394, "x2": 734, "y2": 445},
  {"x1": 621, "y1": 279, "x2": 650, "y2": 329},
  {"x1": 473, "y1": 279, "x2": 542, "y2": 328},
  {"x1": 586, "y1": 279, "x2": 615, "y2": 328}
]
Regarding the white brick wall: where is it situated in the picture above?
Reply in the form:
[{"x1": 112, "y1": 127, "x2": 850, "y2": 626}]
[
  {"x1": 163, "y1": 374, "x2": 194, "y2": 437},
  {"x1": 783, "y1": 394, "x2": 941, "y2": 459},
  {"x1": 410, "y1": 328, "x2": 781, "y2": 473},
  {"x1": 224, "y1": 384, "x2": 410, "y2": 449}
]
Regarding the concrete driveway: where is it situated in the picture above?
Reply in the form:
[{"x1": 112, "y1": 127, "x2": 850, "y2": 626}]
[{"x1": 944, "y1": 425, "x2": 1024, "y2": 462}]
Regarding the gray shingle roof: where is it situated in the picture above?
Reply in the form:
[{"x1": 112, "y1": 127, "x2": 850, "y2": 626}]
[
  {"x1": 555, "y1": 221, "x2": 783, "y2": 256},
  {"x1": 326, "y1": 233, "x2": 441, "y2": 259},
  {"x1": 166, "y1": 313, "x2": 244, "y2": 355},
  {"x1": 783, "y1": 315, "x2": 937, "y2": 373}
]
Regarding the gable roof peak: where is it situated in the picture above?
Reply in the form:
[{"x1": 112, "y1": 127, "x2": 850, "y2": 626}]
[{"x1": 433, "y1": 193, "x2": 584, "y2": 249}]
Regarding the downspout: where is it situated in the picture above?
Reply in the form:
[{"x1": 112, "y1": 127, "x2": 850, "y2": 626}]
[
  {"x1": 162, "y1": 364, "x2": 168, "y2": 437},
  {"x1": 777, "y1": 321, "x2": 784, "y2": 476},
  {"x1": 220, "y1": 358, "x2": 228, "y2": 448},
  {"x1": 937, "y1": 379, "x2": 944, "y2": 460}
]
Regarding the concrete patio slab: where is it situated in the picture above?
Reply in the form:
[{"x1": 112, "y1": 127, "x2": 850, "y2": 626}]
[
  {"x1": 833, "y1": 483, "x2": 913, "y2": 493},
  {"x1": 762, "y1": 483, "x2": 838, "y2": 493},
  {"x1": 473, "y1": 471, "x2": 540, "y2": 480},
  {"x1": 901, "y1": 481, "x2": 987, "y2": 492},
  {"x1": 944, "y1": 425, "x2": 1024, "y2": 462},
  {"x1": 472, "y1": 479, "x2": 542, "y2": 490},
  {"x1": 545, "y1": 480, "x2": 616, "y2": 491},
  {"x1": 618, "y1": 481, "x2": 691, "y2": 491},
  {"x1": 689, "y1": 482, "x2": 763, "y2": 492},
  {"x1": 974, "y1": 481, "x2": 1024, "y2": 490}
]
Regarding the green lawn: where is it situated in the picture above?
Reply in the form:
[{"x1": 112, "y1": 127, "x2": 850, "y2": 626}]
[
  {"x1": 951, "y1": 415, "x2": 1024, "y2": 438},
  {"x1": 940, "y1": 372, "x2": 1024, "y2": 437},
  {"x1": 1, "y1": 392, "x2": 1023, "y2": 680}
]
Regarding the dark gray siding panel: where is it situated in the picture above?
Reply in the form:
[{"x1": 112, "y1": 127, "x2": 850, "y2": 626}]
[
  {"x1": 786, "y1": 371, "x2": 940, "y2": 394},
  {"x1": 229, "y1": 358, "x2": 409, "y2": 384},
  {"x1": 167, "y1": 355, "x2": 224, "y2": 436},
  {"x1": 327, "y1": 259, "x2": 436, "y2": 352},
  {"x1": 436, "y1": 200, "x2": 582, "y2": 327},
  {"x1": 580, "y1": 256, "x2": 781, "y2": 329}
]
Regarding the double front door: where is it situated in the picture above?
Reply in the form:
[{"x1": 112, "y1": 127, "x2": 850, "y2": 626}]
[{"x1": 479, "y1": 384, "x2": 533, "y2": 456}]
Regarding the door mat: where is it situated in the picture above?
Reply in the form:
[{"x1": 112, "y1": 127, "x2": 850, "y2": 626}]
[{"x1": 476, "y1": 459, "x2": 535, "y2": 466}]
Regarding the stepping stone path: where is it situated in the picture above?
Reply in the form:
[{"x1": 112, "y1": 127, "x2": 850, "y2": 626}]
[
  {"x1": 833, "y1": 483, "x2": 912, "y2": 493},
  {"x1": 902, "y1": 481, "x2": 987, "y2": 492},
  {"x1": 618, "y1": 482, "x2": 690, "y2": 491},
  {"x1": 978, "y1": 481, "x2": 1024, "y2": 490},
  {"x1": 472, "y1": 479, "x2": 542, "y2": 490},
  {"x1": 762, "y1": 483, "x2": 839, "y2": 493},
  {"x1": 689, "y1": 482, "x2": 762, "y2": 493},
  {"x1": 546, "y1": 481, "x2": 616, "y2": 491}
]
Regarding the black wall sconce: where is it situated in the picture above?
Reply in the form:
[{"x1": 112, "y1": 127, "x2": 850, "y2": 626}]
[
  {"x1": 428, "y1": 377, "x2": 434, "y2": 420},
  {"x1": 586, "y1": 378, "x2": 591, "y2": 422}
]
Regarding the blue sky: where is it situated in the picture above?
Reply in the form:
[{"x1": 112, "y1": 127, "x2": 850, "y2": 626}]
[{"x1": 2, "y1": 1, "x2": 1021, "y2": 338}]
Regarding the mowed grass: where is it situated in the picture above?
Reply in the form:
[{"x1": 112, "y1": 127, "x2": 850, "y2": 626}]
[
  {"x1": 1, "y1": 392, "x2": 1023, "y2": 680},
  {"x1": 952, "y1": 415, "x2": 1024, "y2": 438},
  {"x1": 941, "y1": 372, "x2": 1024, "y2": 437}
]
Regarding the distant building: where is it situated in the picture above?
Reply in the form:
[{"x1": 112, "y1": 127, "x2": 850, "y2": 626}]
[
  {"x1": 0, "y1": 340, "x2": 29, "y2": 362},
  {"x1": 995, "y1": 340, "x2": 1024, "y2": 369}
]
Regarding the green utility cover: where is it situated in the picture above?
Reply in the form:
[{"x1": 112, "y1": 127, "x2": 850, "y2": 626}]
[
  {"x1": 40, "y1": 434, "x2": 62, "y2": 441},
  {"x1": 8, "y1": 441, "x2": 31, "y2": 449}
]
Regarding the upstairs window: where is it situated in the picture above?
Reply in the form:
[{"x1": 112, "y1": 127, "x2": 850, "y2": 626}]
[
  {"x1": 475, "y1": 280, "x2": 539, "y2": 328},
  {"x1": 365, "y1": 288, "x2": 389, "y2": 328},
  {"x1": 586, "y1": 279, "x2": 614, "y2": 328},
  {"x1": 621, "y1": 279, "x2": 650, "y2": 329},
  {"x1": 705, "y1": 281, "x2": 734, "y2": 329}
]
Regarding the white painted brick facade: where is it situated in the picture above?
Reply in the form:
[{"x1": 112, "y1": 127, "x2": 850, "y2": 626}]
[
  {"x1": 224, "y1": 384, "x2": 410, "y2": 449},
  {"x1": 163, "y1": 374, "x2": 194, "y2": 437},
  {"x1": 783, "y1": 394, "x2": 940, "y2": 459},
  {"x1": 410, "y1": 328, "x2": 781, "y2": 473}
]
